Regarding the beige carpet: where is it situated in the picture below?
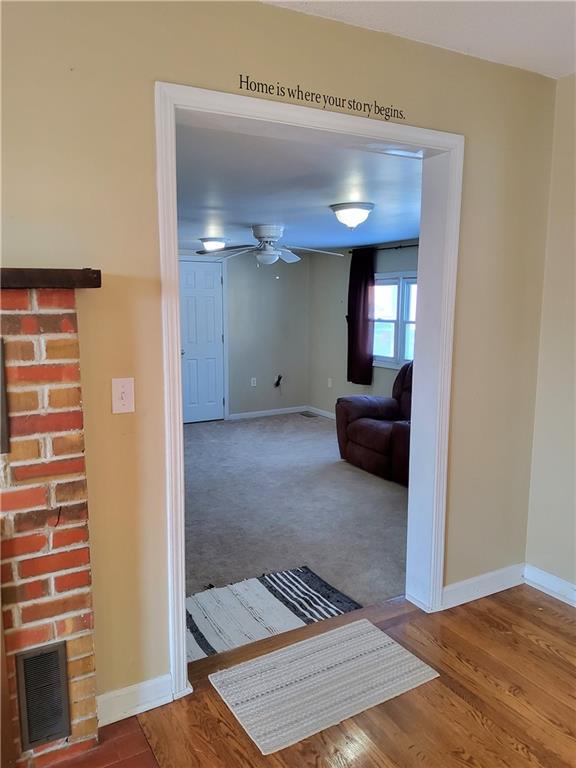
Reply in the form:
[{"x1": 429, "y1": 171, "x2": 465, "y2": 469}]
[
  {"x1": 209, "y1": 619, "x2": 438, "y2": 754},
  {"x1": 184, "y1": 413, "x2": 407, "y2": 606}
]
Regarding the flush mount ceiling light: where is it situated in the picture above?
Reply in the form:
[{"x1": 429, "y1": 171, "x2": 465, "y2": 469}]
[
  {"x1": 330, "y1": 202, "x2": 375, "y2": 229},
  {"x1": 199, "y1": 237, "x2": 226, "y2": 252}
]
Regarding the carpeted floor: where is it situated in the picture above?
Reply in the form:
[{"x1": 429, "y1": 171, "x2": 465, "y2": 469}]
[{"x1": 184, "y1": 413, "x2": 407, "y2": 606}]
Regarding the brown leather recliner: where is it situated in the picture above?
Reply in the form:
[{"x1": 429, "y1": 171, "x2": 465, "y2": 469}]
[{"x1": 335, "y1": 362, "x2": 412, "y2": 486}]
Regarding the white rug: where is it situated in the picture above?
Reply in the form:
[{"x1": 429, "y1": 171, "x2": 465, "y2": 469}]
[
  {"x1": 186, "y1": 566, "x2": 361, "y2": 661},
  {"x1": 209, "y1": 619, "x2": 439, "y2": 754}
]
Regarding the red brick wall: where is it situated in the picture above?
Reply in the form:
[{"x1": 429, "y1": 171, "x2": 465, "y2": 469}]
[{"x1": 1, "y1": 289, "x2": 97, "y2": 767}]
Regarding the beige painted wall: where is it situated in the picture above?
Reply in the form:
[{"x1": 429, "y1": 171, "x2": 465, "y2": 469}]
[
  {"x1": 227, "y1": 253, "x2": 310, "y2": 414},
  {"x1": 227, "y1": 244, "x2": 418, "y2": 416},
  {"x1": 308, "y1": 246, "x2": 418, "y2": 412},
  {"x1": 2, "y1": 2, "x2": 555, "y2": 694},
  {"x1": 526, "y1": 75, "x2": 576, "y2": 583}
]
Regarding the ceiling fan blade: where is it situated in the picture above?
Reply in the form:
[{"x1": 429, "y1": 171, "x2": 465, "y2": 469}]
[
  {"x1": 286, "y1": 246, "x2": 344, "y2": 257},
  {"x1": 217, "y1": 247, "x2": 256, "y2": 260},
  {"x1": 195, "y1": 244, "x2": 253, "y2": 255},
  {"x1": 278, "y1": 249, "x2": 301, "y2": 263}
]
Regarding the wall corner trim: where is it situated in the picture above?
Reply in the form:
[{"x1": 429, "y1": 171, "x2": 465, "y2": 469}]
[
  {"x1": 523, "y1": 564, "x2": 576, "y2": 607},
  {"x1": 405, "y1": 592, "x2": 434, "y2": 612},
  {"x1": 441, "y1": 564, "x2": 525, "y2": 610},
  {"x1": 96, "y1": 674, "x2": 174, "y2": 727}
]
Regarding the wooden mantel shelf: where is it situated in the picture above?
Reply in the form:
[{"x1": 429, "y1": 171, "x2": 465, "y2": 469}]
[{"x1": 0, "y1": 268, "x2": 101, "y2": 290}]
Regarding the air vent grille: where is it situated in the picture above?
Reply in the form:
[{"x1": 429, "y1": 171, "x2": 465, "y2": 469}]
[{"x1": 16, "y1": 641, "x2": 70, "y2": 750}]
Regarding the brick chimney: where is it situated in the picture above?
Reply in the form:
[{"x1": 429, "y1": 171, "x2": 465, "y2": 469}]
[{"x1": 1, "y1": 276, "x2": 100, "y2": 767}]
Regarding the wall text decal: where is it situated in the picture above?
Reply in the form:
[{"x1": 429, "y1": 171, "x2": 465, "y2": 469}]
[{"x1": 239, "y1": 75, "x2": 406, "y2": 122}]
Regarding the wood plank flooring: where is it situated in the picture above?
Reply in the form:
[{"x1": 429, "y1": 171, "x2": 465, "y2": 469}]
[
  {"x1": 138, "y1": 586, "x2": 576, "y2": 768},
  {"x1": 55, "y1": 717, "x2": 159, "y2": 768}
]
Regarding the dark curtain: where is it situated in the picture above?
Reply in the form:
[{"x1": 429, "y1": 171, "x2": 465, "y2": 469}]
[{"x1": 347, "y1": 247, "x2": 376, "y2": 385}]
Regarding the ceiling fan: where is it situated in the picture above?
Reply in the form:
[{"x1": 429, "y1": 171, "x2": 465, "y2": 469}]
[{"x1": 196, "y1": 225, "x2": 343, "y2": 265}]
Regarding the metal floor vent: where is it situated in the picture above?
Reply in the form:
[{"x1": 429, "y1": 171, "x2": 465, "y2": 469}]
[
  {"x1": 299, "y1": 411, "x2": 319, "y2": 418},
  {"x1": 16, "y1": 641, "x2": 71, "y2": 750}
]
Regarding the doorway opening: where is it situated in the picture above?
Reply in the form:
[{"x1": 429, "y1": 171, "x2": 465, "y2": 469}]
[{"x1": 155, "y1": 83, "x2": 464, "y2": 698}]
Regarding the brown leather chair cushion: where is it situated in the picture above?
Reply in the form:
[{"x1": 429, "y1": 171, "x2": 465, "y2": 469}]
[{"x1": 347, "y1": 418, "x2": 393, "y2": 454}]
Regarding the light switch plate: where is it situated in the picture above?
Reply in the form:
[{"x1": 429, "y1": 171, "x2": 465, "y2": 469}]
[{"x1": 112, "y1": 378, "x2": 135, "y2": 414}]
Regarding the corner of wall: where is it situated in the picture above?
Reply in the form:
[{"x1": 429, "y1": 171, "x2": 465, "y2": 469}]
[{"x1": 525, "y1": 74, "x2": 576, "y2": 584}]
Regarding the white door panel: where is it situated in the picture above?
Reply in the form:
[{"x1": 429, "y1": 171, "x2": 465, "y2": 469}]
[{"x1": 179, "y1": 261, "x2": 224, "y2": 423}]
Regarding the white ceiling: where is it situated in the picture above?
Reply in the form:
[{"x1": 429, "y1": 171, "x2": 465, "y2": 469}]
[
  {"x1": 265, "y1": 1, "x2": 576, "y2": 79},
  {"x1": 176, "y1": 112, "x2": 422, "y2": 253}
]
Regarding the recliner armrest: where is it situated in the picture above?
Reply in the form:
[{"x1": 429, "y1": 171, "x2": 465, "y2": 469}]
[{"x1": 335, "y1": 396, "x2": 402, "y2": 458}]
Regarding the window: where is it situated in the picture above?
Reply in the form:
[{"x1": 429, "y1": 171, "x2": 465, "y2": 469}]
[{"x1": 373, "y1": 271, "x2": 417, "y2": 367}]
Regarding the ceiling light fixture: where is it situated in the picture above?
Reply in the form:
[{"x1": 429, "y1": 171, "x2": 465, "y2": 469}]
[
  {"x1": 200, "y1": 237, "x2": 226, "y2": 252},
  {"x1": 330, "y1": 202, "x2": 374, "y2": 229}
]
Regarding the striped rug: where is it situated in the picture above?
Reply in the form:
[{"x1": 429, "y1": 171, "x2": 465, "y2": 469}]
[{"x1": 186, "y1": 566, "x2": 361, "y2": 661}]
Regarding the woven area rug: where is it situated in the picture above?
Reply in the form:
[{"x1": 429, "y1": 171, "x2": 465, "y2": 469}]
[
  {"x1": 210, "y1": 619, "x2": 439, "y2": 754},
  {"x1": 186, "y1": 566, "x2": 361, "y2": 661}
]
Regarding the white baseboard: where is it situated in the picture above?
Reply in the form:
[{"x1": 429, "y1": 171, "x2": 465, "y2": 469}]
[
  {"x1": 97, "y1": 674, "x2": 173, "y2": 727},
  {"x1": 173, "y1": 684, "x2": 194, "y2": 700},
  {"x1": 305, "y1": 406, "x2": 336, "y2": 420},
  {"x1": 227, "y1": 406, "x2": 307, "y2": 421},
  {"x1": 441, "y1": 563, "x2": 524, "y2": 610},
  {"x1": 227, "y1": 405, "x2": 336, "y2": 421},
  {"x1": 441, "y1": 562, "x2": 576, "y2": 611},
  {"x1": 523, "y1": 564, "x2": 576, "y2": 607},
  {"x1": 405, "y1": 591, "x2": 435, "y2": 612}
]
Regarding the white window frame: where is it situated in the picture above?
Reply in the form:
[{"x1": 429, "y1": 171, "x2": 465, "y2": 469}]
[{"x1": 373, "y1": 271, "x2": 417, "y2": 369}]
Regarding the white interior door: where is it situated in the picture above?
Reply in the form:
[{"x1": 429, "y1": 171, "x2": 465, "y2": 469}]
[{"x1": 179, "y1": 261, "x2": 224, "y2": 423}]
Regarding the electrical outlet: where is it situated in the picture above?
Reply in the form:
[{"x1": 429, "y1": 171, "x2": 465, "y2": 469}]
[
  {"x1": 328, "y1": 377, "x2": 333, "y2": 389},
  {"x1": 250, "y1": 377, "x2": 257, "y2": 387},
  {"x1": 112, "y1": 378, "x2": 135, "y2": 414}
]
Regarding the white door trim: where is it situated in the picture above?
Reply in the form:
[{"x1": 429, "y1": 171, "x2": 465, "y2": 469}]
[
  {"x1": 154, "y1": 82, "x2": 464, "y2": 698},
  {"x1": 222, "y1": 260, "x2": 230, "y2": 420}
]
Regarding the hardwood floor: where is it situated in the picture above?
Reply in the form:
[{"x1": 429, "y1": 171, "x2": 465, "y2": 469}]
[
  {"x1": 138, "y1": 586, "x2": 576, "y2": 768},
  {"x1": 185, "y1": 596, "x2": 416, "y2": 691},
  {"x1": 56, "y1": 717, "x2": 159, "y2": 768}
]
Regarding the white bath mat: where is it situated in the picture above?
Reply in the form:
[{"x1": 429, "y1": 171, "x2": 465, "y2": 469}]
[{"x1": 209, "y1": 618, "x2": 438, "y2": 754}]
